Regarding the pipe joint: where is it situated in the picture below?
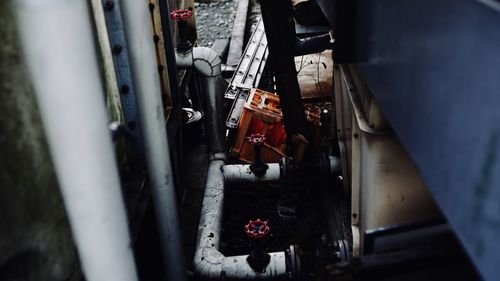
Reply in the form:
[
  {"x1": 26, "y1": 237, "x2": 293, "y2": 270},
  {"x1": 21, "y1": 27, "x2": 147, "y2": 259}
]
[
  {"x1": 175, "y1": 47, "x2": 221, "y2": 77},
  {"x1": 192, "y1": 47, "x2": 222, "y2": 77}
]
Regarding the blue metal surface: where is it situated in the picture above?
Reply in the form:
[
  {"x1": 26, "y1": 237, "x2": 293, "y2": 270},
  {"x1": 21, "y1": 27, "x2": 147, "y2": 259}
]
[
  {"x1": 102, "y1": 0, "x2": 143, "y2": 160},
  {"x1": 337, "y1": 1, "x2": 500, "y2": 279}
]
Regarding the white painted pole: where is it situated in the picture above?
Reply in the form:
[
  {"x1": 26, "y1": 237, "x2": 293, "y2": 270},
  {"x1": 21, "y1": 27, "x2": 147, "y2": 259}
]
[
  {"x1": 120, "y1": 1, "x2": 186, "y2": 280},
  {"x1": 14, "y1": 1, "x2": 138, "y2": 280}
]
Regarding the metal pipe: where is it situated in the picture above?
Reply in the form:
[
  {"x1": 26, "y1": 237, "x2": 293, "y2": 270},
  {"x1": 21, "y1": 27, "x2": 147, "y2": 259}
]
[
  {"x1": 14, "y1": 1, "x2": 138, "y2": 280},
  {"x1": 120, "y1": 1, "x2": 186, "y2": 281},
  {"x1": 194, "y1": 158, "x2": 289, "y2": 279},
  {"x1": 294, "y1": 33, "x2": 332, "y2": 56},
  {"x1": 175, "y1": 47, "x2": 225, "y2": 152},
  {"x1": 175, "y1": 39, "x2": 290, "y2": 279},
  {"x1": 222, "y1": 163, "x2": 282, "y2": 184}
]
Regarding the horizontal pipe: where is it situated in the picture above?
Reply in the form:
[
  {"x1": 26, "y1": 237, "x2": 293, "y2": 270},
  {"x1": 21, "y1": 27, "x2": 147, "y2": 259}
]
[
  {"x1": 14, "y1": 1, "x2": 138, "y2": 280},
  {"x1": 222, "y1": 163, "x2": 282, "y2": 184},
  {"x1": 194, "y1": 159, "x2": 289, "y2": 279},
  {"x1": 294, "y1": 33, "x2": 332, "y2": 56},
  {"x1": 222, "y1": 252, "x2": 287, "y2": 279}
]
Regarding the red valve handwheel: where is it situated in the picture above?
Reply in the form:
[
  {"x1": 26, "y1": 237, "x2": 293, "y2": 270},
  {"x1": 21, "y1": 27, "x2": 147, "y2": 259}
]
[
  {"x1": 247, "y1": 133, "x2": 266, "y2": 145},
  {"x1": 170, "y1": 9, "x2": 192, "y2": 20},
  {"x1": 244, "y1": 219, "x2": 270, "y2": 239}
]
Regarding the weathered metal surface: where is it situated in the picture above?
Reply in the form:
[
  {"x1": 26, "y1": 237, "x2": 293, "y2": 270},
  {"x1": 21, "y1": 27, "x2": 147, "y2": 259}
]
[
  {"x1": 335, "y1": 65, "x2": 441, "y2": 256},
  {"x1": 222, "y1": 163, "x2": 281, "y2": 183},
  {"x1": 226, "y1": 0, "x2": 249, "y2": 66},
  {"x1": 225, "y1": 18, "x2": 268, "y2": 99},
  {"x1": 226, "y1": 88, "x2": 250, "y2": 128},
  {"x1": 331, "y1": 1, "x2": 500, "y2": 279},
  {"x1": 101, "y1": 0, "x2": 142, "y2": 158},
  {"x1": 91, "y1": 0, "x2": 124, "y2": 124}
]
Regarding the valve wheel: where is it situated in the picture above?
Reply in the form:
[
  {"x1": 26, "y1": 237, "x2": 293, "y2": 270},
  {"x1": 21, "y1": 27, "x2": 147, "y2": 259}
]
[
  {"x1": 170, "y1": 9, "x2": 193, "y2": 20},
  {"x1": 247, "y1": 133, "x2": 266, "y2": 145},
  {"x1": 244, "y1": 219, "x2": 270, "y2": 239}
]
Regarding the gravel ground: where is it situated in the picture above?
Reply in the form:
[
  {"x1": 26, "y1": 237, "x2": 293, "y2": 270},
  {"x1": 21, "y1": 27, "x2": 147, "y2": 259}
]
[
  {"x1": 195, "y1": 0, "x2": 261, "y2": 48},
  {"x1": 195, "y1": 0, "x2": 238, "y2": 47}
]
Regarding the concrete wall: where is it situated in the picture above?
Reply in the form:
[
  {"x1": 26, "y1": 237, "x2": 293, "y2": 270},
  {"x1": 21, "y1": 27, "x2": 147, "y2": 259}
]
[{"x1": 0, "y1": 1, "x2": 79, "y2": 280}]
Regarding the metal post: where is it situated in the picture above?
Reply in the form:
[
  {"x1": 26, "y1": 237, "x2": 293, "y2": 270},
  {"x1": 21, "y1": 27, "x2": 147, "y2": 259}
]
[
  {"x1": 120, "y1": 1, "x2": 186, "y2": 280},
  {"x1": 260, "y1": 0, "x2": 310, "y2": 141}
]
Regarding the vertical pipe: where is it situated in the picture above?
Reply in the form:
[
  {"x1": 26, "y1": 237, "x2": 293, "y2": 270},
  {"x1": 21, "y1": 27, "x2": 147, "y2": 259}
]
[
  {"x1": 120, "y1": 1, "x2": 186, "y2": 281},
  {"x1": 14, "y1": 1, "x2": 138, "y2": 281},
  {"x1": 157, "y1": 0, "x2": 181, "y2": 106},
  {"x1": 260, "y1": 0, "x2": 310, "y2": 141}
]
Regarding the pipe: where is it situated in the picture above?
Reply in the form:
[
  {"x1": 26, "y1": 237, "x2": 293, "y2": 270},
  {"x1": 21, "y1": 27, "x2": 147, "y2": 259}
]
[
  {"x1": 294, "y1": 33, "x2": 332, "y2": 56},
  {"x1": 120, "y1": 1, "x2": 186, "y2": 281},
  {"x1": 222, "y1": 163, "x2": 282, "y2": 184},
  {"x1": 176, "y1": 47, "x2": 225, "y2": 152},
  {"x1": 194, "y1": 159, "x2": 289, "y2": 279},
  {"x1": 175, "y1": 40, "x2": 290, "y2": 280},
  {"x1": 14, "y1": 1, "x2": 138, "y2": 281}
]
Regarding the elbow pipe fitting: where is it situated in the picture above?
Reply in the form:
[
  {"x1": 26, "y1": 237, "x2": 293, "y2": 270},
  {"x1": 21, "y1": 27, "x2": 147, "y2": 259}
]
[
  {"x1": 175, "y1": 47, "x2": 222, "y2": 77},
  {"x1": 175, "y1": 47, "x2": 224, "y2": 152}
]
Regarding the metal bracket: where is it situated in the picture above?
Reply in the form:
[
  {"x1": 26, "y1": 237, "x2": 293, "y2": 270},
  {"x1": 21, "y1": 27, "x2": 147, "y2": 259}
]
[
  {"x1": 224, "y1": 18, "x2": 268, "y2": 99},
  {"x1": 102, "y1": 0, "x2": 143, "y2": 158}
]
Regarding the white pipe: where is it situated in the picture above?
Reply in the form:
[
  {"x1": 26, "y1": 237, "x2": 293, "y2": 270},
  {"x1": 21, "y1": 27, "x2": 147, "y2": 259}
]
[
  {"x1": 14, "y1": 1, "x2": 138, "y2": 281},
  {"x1": 120, "y1": 1, "x2": 186, "y2": 281},
  {"x1": 194, "y1": 158, "x2": 289, "y2": 279},
  {"x1": 222, "y1": 252, "x2": 287, "y2": 279},
  {"x1": 175, "y1": 47, "x2": 222, "y2": 77},
  {"x1": 175, "y1": 39, "x2": 289, "y2": 280},
  {"x1": 222, "y1": 163, "x2": 282, "y2": 184},
  {"x1": 175, "y1": 47, "x2": 225, "y2": 152}
]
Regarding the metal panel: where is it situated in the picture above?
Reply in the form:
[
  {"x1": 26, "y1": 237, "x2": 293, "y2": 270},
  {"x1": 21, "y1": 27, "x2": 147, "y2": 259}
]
[
  {"x1": 336, "y1": 65, "x2": 441, "y2": 256},
  {"x1": 225, "y1": 18, "x2": 268, "y2": 99},
  {"x1": 335, "y1": 1, "x2": 500, "y2": 279}
]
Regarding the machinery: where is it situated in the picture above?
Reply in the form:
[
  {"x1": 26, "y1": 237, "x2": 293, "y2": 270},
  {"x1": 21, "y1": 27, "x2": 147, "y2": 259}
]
[{"x1": 0, "y1": 0, "x2": 498, "y2": 280}]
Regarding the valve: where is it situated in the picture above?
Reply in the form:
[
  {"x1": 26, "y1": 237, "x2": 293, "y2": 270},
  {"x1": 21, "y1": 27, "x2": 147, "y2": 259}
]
[
  {"x1": 244, "y1": 219, "x2": 271, "y2": 272},
  {"x1": 169, "y1": 9, "x2": 193, "y2": 53},
  {"x1": 169, "y1": 9, "x2": 192, "y2": 20},
  {"x1": 247, "y1": 133, "x2": 269, "y2": 176},
  {"x1": 244, "y1": 219, "x2": 270, "y2": 239}
]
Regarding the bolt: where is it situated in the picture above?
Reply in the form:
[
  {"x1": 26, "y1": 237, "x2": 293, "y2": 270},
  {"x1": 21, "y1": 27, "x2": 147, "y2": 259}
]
[
  {"x1": 120, "y1": 85, "x2": 129, "y2": 95},
  {"x1": 148, "y1": 3, "x2": 155, "y2": 11},
  {"x1": 112, "y1": 44, "x2": 122, "y2": 54},
  {"x1": 104, "y1": 0, "x2": 114, "y2": 11},
  {"x1": 158, "y1": 64, "x2": 164, "y2": 72},
  {"x1": 153, "y1": 35, "x2": 160, "y2": 43}
]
